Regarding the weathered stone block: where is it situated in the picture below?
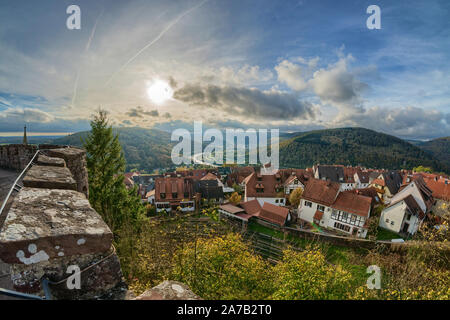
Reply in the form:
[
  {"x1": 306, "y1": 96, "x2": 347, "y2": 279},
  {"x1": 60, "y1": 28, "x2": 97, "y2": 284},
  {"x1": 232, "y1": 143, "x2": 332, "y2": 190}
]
[
  {"x1": 46, "y1": 148, "x2": 89, "y2": 197},
  {"x1": 134, "y1": 281, "x2": 201, "y2": 300},
  {"x1": 22, "y1": 165, "x2": 77, "y2": 190},
  {"x1": 9, "y1": 248, "x2": 126, "y2": 299},
  {"x1": 0, "y1": 188, "x2": 113, "y2": 264},
  {"x1": 36, "y1": 155, "x2": 66, "y2": 167}
]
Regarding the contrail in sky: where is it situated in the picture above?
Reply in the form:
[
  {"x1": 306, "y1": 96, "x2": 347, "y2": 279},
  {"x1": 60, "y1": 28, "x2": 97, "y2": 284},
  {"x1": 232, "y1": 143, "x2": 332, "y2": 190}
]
[
  {"x1": 71, "y1": 10, "x2": 104, "y2": 108},
  {"x1": 104, "y1": 0, "x2": 208, "y2": 87}
]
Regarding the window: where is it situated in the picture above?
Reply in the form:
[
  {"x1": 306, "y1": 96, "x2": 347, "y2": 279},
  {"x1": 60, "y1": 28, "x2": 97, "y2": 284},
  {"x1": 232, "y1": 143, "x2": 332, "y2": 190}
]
[
  {"x1": 331, "y1": 209, "x2": 337, "y2": 219},
  {"x1": 350, "y1": 215, "x2": 356, "y2": 224},
  {"x1": 304, "y1": 201, "x2": 312, "y2": 208},
  {"x1": 317, "y1": 205, "x2": 325, "y2": 212},
  {"x1": 160, "y1": 193, "x2": 166, "y2": 199},
  {"x1": 407, "y1": 214, "x2": 412, "y2": 221},
  {"x1": 275, "y1": 199, "x2": 279, "y2": 203},
  {"x1": 334, "y1": 222, "x2": 351, "y2": 232},
  {"x1": 391, "y1": 221, "x2": 394, "y2": 226},
  {"x1": 172, "y1": 193, "x2": 178, "y2": 198},
  {"x1": 386, "y1": 219, "x2": 389, "y2": 223}
]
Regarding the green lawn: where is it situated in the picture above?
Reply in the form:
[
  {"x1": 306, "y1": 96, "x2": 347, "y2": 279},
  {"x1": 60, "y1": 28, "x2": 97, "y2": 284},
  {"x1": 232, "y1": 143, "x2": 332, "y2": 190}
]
[
  {"x1": 376, "y1": 227, "x2": 404, "y2": 241},
  {"x1": 247, "y1": 222, "x2": 284, "y2": 239}
]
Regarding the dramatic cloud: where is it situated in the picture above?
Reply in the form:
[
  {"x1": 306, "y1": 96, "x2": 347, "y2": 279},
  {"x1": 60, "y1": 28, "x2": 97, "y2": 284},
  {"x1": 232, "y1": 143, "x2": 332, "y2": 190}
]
[
  {"x1": 126, "y1": 107, "x2": 159, "y2": 118},
  {"x1": 335, "y1": 106, "x2": 450, "y2": 139},
  {"x1": 173, "y1": 84, "x2": 316, "y2": 120}
]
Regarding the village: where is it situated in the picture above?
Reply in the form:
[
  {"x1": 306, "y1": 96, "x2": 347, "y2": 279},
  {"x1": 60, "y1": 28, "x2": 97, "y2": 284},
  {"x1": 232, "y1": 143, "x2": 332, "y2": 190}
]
[{"x1": 123, "y1": 163, "x2": 450, "y2": 242}]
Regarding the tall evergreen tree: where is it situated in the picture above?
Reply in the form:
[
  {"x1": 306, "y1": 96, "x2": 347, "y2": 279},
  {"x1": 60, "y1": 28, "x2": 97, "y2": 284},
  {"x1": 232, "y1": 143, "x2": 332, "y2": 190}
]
[{"x1": 83, "y1": 110, "x2": 144, "y2": 233}]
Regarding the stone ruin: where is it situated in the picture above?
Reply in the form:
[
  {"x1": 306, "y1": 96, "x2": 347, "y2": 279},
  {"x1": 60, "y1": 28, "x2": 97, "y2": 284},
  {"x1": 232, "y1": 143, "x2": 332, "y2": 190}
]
[
  {"x1": 0, "y1": 144, "x2": 200, "y2": 300},
  {"x1": 0, "y1": 146, "x2": 127, "y2": 299}
]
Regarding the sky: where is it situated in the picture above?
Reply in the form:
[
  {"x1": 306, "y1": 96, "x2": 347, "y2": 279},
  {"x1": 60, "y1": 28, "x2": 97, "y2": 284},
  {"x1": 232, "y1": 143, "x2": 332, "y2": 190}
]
[{"x1": 0, "y1": 0, "x2": 449, "y2": 140}]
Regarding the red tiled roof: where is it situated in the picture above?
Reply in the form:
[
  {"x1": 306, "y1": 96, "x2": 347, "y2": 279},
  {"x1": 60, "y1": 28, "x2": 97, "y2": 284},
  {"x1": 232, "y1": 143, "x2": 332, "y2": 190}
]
[
  {"x1": 244, "y1": 172, "x2": 285, "y2": 198},
  {"x1": 258, "y1": 202, "x2": 290, "y2": 226},
  {"x1": 240, "y1": 199, "x2": 261, "y2": 216},
  {"x1": 302, "y1": 178, "x2": 340, "y2": 206},
  {"x1": 405, "y1": 173, "x2": 450, "y2": 201},
  {"x1": 372, "y1": 178, "x2": 386, "y2": 187},
  {"x1": 219, "y1": 204, "x2": 245, "y2": 214},
  {"x1": 155, "y1": 177, "x2": 193, "y2": 203},
  {"x1": 346, "y1": 187, "x2": 381, "y2": 205},
  {"x1": 201, "y1": 172, "x2": 218, "y2": 181},
  {"x1": 332, "y1": 192, "x2": 372, "y2": 217}
]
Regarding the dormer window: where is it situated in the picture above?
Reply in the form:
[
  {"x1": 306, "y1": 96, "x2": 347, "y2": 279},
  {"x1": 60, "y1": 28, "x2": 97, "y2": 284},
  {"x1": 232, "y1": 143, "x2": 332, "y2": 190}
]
[{"x1": 256, "y1": 183, "x2": 264, "y2": 193}]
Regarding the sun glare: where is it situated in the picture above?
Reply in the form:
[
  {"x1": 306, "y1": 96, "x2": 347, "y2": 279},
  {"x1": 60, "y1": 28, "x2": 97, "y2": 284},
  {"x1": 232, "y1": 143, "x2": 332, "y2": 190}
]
[{"x1": 147, "y1": 80, "x2": 173, "y2": 104}]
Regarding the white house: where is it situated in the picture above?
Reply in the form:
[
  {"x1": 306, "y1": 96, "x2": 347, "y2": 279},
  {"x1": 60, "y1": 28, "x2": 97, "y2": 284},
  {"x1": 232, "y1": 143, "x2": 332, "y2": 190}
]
[
  {"x1": 298, "y1": 178, "x2": 372, "y2": 238},
  {"x1": 354, "y1": 171, "x2": 370, "y2": 189},
  {"x1": 283, "y1": 173, "x2": 306, "y2": 196},
  {"x1": 379, "y1": 177, "x2": 434, "y2": 236}
]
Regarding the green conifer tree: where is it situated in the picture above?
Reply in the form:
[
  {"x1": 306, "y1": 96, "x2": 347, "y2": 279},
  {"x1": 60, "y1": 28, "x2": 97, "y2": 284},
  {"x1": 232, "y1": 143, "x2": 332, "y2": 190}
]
[{"x1": 83, "y1": 109, "x2": 144, "y2": 234}]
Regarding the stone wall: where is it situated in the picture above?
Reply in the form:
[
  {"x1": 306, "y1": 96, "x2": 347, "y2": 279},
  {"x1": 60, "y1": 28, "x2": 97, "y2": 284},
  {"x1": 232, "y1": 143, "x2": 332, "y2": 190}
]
[
  {"x1": 42, "y1": 147, "x2": 89, "y2": 198},
  {"x1": 0, "y1": 144, "x2": 37, "y2": 171},
  {"x1": 0, "y1": 147, "x2": 125, "y2": 300}
]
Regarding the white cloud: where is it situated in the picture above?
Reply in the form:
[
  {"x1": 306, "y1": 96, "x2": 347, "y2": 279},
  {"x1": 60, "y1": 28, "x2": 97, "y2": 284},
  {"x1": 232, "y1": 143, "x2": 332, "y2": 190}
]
[{"x1": 309, "y1": 55, "x2": 368, "y2": 109}]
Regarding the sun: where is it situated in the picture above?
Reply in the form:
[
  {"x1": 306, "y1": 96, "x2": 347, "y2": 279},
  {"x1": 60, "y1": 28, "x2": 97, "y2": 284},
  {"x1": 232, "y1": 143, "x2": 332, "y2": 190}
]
[{"x1": 147, "y1": 80, "x2": 173, "y2": 104}]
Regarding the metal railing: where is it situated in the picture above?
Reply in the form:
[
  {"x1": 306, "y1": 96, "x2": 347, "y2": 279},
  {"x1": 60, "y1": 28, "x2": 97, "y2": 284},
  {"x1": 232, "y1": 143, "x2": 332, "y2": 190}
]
[
  {"x1": 0, "y1": 149, "x2": 40, "y2": 217},
  {"x1": 0, "y1": 149, "x2": 46, "y2": 300}
]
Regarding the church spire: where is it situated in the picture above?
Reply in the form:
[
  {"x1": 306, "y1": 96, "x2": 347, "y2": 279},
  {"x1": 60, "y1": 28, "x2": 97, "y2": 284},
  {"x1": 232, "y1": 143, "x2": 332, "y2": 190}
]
[{"x1": 23, "y1": 125, "x2": 28, "y2": 145}]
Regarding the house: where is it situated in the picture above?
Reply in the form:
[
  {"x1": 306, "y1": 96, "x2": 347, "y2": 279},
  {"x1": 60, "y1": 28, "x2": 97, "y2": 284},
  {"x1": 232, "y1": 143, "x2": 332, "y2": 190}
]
[
  {"x1": 154, "y1": 177, "x2": 195, "y2": 212},
  {"x1": 194, "y1": 179, "x2": 224, "y2": 204},
  {"x1": 314, "y1": 165, "x2": 345, "y2": 183},
  {"x1": 243, "y1": 171, "x2": 287, "y2": 206},
  {"x1": 354, "y1": 170, "x2": 370, "y2": 189},
  {"x1": 219, "y1": 199, "x2": 291, "y2": 228},
  {"x1": 346, "y1": 187, "x2": 383, "y2": 207},
  {"x1": 379, "y1": 176, "x2": 434, "y2": 236},
  {"x1": 313, "y1": 165, "x2": 358, "y2": 191},
  {"x1": 201, "y1": 172, "x2": 234, "y2": 193},
  {"x1": 278, "y1": 169, "x2": 309, "y2": 196},
  {"x1": 370, "y1": 171, "x2": 403, "y2": 202},
  {"x1": 418, "y1": 174, "x2": 450, "y2": 217},
  {"x1": 298, "y1": 178, "x2": 372, "y2": 238},
  {"x1": 226, "y1": 166, "x2": 255, "y2": 189}
]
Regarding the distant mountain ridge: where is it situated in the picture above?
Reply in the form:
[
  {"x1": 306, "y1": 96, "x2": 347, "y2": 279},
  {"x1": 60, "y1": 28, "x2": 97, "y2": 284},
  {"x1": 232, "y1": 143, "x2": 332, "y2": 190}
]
[
  {"x1": 2, "y1": 127, "x2": 447, "y2": 174},
  {"x1": 279, "y1": 128, "x2": 449, "y2": 173},
  {"x1": 51, "y1": 127, "x2": 175, "y2": 172},
  {"x1": 414, "y1": 137, "x2": 450, "y2": 169}
]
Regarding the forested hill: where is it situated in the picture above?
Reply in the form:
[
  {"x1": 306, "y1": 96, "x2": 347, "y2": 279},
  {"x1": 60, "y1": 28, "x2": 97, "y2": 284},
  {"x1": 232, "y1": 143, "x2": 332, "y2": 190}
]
[
  {"x1": 43, "y1": 126, "x2": 449, "y2": 174},
  {"x1": 279, "y1": 127, "x2": 449, "y2": 173},
  {"x1": 413, "y1": 137, "x2": 450, "y2": 169},
  {"x1": 52, "y1": 127, "x2": 174, "y2": 172}
]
